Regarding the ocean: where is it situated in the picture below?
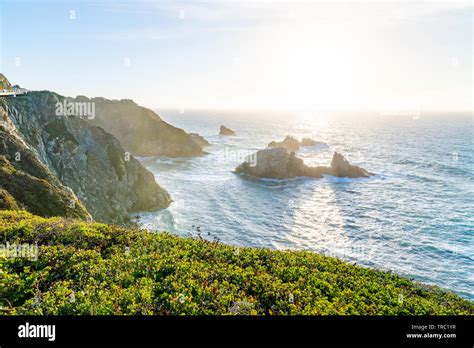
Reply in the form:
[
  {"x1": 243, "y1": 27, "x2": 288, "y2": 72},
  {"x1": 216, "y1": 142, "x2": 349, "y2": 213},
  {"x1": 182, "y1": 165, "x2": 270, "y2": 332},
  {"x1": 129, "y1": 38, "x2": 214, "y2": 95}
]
[{"x1": 137, "y1": 109, "x2": 473, "y2": 300}]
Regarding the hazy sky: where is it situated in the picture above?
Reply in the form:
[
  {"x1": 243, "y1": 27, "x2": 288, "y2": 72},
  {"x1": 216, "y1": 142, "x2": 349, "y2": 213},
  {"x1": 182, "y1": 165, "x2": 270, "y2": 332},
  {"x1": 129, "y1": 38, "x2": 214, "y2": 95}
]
[{"x1": 1, "y1": 0, "x2": 472, "y2": 111}]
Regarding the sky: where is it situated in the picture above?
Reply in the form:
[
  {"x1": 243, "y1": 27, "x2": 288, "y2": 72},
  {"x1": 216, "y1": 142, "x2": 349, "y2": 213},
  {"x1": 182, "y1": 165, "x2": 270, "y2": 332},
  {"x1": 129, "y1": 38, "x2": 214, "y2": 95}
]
[{"x1": 0, "y1": 0, "x2": 472, "y2": 112}]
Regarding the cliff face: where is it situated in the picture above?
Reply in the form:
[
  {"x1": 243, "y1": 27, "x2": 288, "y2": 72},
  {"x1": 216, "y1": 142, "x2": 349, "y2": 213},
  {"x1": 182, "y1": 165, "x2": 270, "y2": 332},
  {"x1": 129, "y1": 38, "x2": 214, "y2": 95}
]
[
  {"x1": 0, "y1": 92, "x2": 171, "y2": 224},
  {"x1": 77, "y1": 96, "x2": 205, "y2": 157},
  {"x1": 0, "y1": 106, "x2": 90, "y2": 219}
]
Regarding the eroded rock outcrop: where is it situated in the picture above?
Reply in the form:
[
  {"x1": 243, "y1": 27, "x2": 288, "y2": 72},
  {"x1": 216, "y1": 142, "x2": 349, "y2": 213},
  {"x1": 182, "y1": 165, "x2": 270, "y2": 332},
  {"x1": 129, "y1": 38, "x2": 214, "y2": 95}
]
[
  {"x1": 76, "y1": 96, "x2": 205, "y2": 157},
  {"x1": 189, "y1": 133, "x2": 210, "y2": 147},
  {"x1": 235, "y1": 148, "x2": 372, "y2": 179},
  {"x1": 1, "y1": 92, "x2": 171, "y2": 224},
  {"x1": 268, "y1": 136, "x2": 327, "y2": 152},
  {"x1": 219, "y1": 125, "x2": 236, "y2": 136}
]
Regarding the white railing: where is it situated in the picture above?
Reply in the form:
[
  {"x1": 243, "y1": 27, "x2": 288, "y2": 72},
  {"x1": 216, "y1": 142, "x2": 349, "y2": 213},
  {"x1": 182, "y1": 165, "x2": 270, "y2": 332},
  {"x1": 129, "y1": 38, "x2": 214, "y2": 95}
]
[{"x1": 0, "y1": 88, "x2": 28, "y2": 96}]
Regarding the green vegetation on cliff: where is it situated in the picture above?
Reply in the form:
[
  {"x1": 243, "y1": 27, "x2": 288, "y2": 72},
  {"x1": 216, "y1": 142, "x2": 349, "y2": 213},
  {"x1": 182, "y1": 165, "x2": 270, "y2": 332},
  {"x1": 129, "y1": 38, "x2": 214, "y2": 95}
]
[
  {"x1": 0, "y1": 156, "x2": 89, "y2": 219},
  {"x1": 0, "y1": 105, "x2": 90, "y2": 220},
  {"x1": 0, "y1": 189, "x2": 19, "y2": 210},
  {"x1": 1, "y1": 210, "x2": 472, "y2": 315}
]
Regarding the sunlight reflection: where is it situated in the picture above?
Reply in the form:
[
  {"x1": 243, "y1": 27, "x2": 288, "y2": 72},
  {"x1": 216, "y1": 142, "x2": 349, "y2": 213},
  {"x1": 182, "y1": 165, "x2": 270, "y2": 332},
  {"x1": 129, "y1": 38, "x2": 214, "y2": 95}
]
[{"x1": 286, "y1": 184, "x2": 350, "y2": 254}]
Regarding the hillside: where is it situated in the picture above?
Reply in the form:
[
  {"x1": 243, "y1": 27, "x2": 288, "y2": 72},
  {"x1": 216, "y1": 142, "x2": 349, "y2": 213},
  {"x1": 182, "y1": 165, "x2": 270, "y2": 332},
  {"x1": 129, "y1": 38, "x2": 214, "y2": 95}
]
[{"x1": 1, "y1": 210, "x2": 472, "y2": 315}]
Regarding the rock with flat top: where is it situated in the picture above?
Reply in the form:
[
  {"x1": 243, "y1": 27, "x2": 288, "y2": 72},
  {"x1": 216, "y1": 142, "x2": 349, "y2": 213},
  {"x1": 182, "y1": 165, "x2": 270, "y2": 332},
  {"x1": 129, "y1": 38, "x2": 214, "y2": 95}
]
[
  {"x1": 268, "y1": 136, "x2": 328, "y2": 152},
  {"x1": 268, "y1": 136, "x2": 300, "y2": 153}
]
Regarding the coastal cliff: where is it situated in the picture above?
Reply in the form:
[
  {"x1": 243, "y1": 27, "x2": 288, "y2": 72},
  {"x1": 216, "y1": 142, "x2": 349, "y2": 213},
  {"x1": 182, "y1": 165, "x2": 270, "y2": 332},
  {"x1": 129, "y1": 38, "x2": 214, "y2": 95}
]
[
  {"x1": 0, "y1": 106, "x2": 90, "y2": 219},
  {"x1": 77, "y1": 96, "x2": 205, "y2": 157},
  {"x1": 0, "y1": 92, "x2": 171, "y2": 224}
]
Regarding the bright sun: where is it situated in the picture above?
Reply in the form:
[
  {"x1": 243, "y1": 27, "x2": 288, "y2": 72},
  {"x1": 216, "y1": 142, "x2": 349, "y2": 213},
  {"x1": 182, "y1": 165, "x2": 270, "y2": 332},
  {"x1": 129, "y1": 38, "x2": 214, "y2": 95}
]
[{"x1": 263, "y1": 22, "x2": 366, "y2": 111}]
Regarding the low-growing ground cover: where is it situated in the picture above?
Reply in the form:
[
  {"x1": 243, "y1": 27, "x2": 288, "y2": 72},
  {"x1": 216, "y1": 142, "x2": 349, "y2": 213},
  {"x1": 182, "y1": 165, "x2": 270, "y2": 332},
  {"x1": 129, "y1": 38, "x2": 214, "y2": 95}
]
[{"x1": 1, "y1": 210, "x2": 472, "y2": 315}]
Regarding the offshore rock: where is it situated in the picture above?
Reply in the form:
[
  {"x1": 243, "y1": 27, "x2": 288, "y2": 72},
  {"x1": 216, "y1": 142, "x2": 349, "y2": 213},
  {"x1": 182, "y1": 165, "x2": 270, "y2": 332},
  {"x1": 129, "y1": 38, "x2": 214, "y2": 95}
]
[
  {"x1": 235, "y1": 148, "x2": 372, "y2": 179},
  {"x1": 219, "y1": 125, "x2": 236, "y2": 136}
]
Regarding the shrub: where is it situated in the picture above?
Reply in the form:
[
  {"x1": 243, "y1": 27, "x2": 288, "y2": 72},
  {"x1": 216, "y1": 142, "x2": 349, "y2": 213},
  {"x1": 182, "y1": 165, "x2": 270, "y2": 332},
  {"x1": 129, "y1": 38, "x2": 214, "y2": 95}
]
[{"x1": 1, "y1": 210, "x2": 472, "y2": 315}]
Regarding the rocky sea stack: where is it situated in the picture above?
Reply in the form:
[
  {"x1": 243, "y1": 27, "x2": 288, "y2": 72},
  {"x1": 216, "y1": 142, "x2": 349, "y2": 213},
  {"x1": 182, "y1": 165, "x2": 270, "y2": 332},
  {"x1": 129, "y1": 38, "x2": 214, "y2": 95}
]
[
  {"x1": 0, "y1": 91, "x2": 171, "y2": 224},
  {"x1": 300, "y1": 137, "x2": 326, "y2": 147},
  {"x1": 268, "y1": 136, "x2": 327, "y2": 152},
  {"x1": 330, "y1": 152, "x2": 372, "y2": 178},
  {"x1": 268, "y1": 136, "x2": 300, "y2": 152},
  {"x1": 235, "y1": 148, "x2": 372, "y2": 179},
  {"x1": 219, "y1": 125, "x2": 236, "y2": 136}
]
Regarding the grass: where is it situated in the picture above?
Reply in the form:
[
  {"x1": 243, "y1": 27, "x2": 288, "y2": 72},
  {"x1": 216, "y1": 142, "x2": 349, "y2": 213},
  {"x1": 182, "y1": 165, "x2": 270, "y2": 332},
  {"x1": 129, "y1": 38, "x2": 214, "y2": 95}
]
[{"x1": 1, "y1": 210, "x2": 472, "y2": 315}]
